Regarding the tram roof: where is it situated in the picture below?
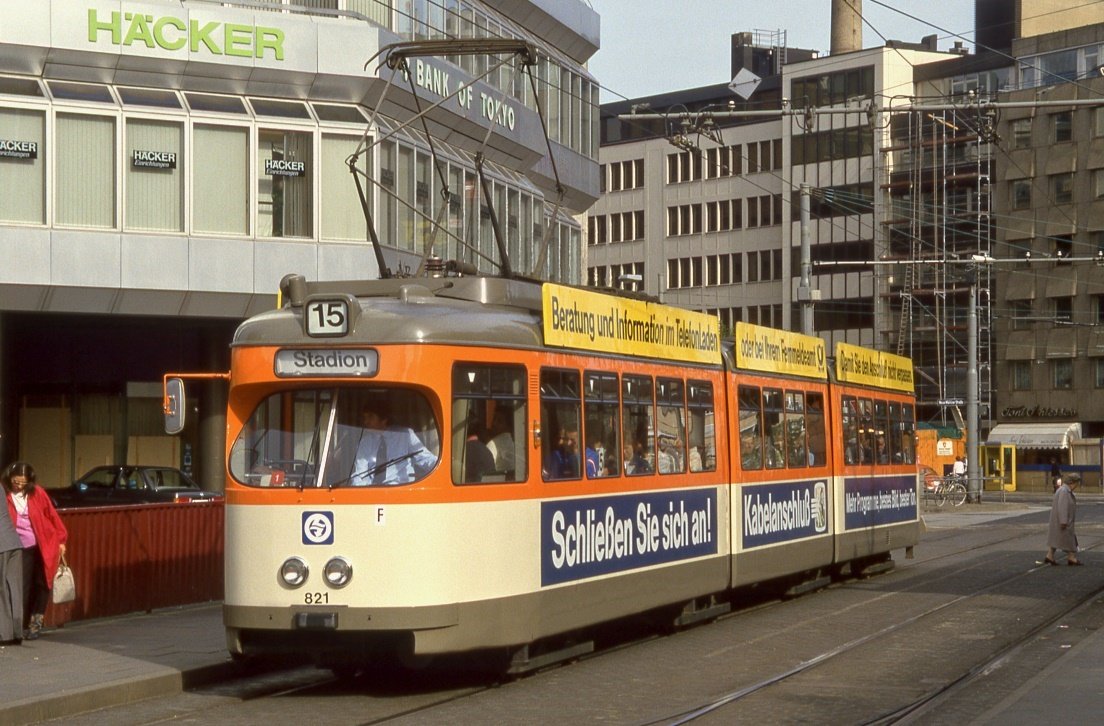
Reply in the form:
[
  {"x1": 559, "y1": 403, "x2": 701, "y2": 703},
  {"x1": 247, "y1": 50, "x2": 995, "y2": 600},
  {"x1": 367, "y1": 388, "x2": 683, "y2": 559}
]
[{"x1": 233, "y1": 275, "x2": 549, "y2": 349}]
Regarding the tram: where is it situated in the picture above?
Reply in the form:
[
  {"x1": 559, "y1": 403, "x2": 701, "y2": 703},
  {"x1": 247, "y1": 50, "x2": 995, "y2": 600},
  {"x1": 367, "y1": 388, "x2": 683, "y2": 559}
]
[{"x1": 163, "y1": 272, "x2": 919, "y2": 672}]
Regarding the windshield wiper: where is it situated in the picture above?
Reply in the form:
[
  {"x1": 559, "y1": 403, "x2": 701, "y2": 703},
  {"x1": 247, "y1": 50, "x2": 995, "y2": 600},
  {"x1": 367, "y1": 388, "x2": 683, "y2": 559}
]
[{"x1": 326, "y1": 449, "x2": 425, "y2": 489}]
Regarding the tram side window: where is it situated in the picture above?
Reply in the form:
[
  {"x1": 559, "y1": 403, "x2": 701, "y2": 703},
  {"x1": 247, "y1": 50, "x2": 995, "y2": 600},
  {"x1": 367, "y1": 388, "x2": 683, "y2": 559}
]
[
  {"x1": 806, "y1": 392, "x2": 826, "y2": 466},
  {"x1": 622, "y1": 375, "x2": 655, "y2": 475},
  {"x1": 451, "y1": 364, "x2": 527, "y2": 484},
  {"x1": 841, "y1": 396, "x2": 860, "y2": 465},
  {"x1": 785, "y1": 391, "x2": 808, "y2": 467},
  {"x1": 584, "y1": 372, "x2": 621, "y2": 478},
  {"x1": 738, "y1": 385, "x2": 763, "y2": 470},
  {"x1": 895, "y1": 403, "x2": 916, "y2": 464},
  {"x1": 858, "y1": 398, "x2": 875, "y2": 464},
  {"x1": 873, "y1": 400, "x2": 891, "y2": 464},
  {"x1": 657, "y1": 378, "x2": 686, "y2": 474},
  {"x1": 687, "y1": 380, "x2": 716, "y2": 472},
  {"x1": 763, "y1": 388, "x2": 785, "y2": 469},
  {"x1": 541, "y1": 368, "x2": 582, "y2": 480}
]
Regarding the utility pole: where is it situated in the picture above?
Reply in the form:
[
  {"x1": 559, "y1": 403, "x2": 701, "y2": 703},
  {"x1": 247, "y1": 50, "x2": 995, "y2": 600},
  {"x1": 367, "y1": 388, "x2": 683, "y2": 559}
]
[
  {"x1": 967, "y1": 282, "x2": 980, "y2": 503},
  {"x1": 797, "y1": 184, "x2": 818, "y2": 336}
]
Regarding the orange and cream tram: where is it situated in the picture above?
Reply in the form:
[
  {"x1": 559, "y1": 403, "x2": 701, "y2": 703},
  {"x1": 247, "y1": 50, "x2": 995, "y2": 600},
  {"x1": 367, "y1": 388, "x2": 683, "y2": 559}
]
[{"x1": 163, "y1": 274, "x2": 919, "y2": 672}]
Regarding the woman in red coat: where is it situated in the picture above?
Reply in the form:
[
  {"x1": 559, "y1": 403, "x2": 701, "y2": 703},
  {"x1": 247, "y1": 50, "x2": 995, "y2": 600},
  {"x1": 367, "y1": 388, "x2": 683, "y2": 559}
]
[{"x1": 4, "y1": 462, "x2": 68, "y2": 640}]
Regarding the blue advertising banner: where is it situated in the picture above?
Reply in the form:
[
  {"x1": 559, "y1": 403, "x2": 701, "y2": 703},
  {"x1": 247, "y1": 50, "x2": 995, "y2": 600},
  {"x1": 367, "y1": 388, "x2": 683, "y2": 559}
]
[
  {"x1": 741, "y1": 480, "x2": 829, "y2": 549},
  {"x1": 843, "y1": 475, "x2": 918, "y2": 530},
  {"x1": 541, "y1": 489, "x2": 718, "y2": 586}
]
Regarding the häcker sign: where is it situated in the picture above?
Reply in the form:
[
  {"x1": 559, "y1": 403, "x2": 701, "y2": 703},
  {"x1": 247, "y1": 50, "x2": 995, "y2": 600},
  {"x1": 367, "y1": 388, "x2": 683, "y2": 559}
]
[{"x1": 87, "y1": 8, "x2": 286, "y2": 60}]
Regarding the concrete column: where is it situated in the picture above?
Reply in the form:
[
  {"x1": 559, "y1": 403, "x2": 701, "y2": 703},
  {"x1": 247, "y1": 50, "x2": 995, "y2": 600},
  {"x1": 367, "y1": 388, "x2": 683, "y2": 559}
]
[{"x1": 199, "y1": 331, "x2": 228, "y2": 493}]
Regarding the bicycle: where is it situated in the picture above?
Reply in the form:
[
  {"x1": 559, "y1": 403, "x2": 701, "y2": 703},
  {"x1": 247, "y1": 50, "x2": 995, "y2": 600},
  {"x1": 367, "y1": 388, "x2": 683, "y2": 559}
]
[{"x1": 934, "y1": 474, "x2": 968, "y2": 507}]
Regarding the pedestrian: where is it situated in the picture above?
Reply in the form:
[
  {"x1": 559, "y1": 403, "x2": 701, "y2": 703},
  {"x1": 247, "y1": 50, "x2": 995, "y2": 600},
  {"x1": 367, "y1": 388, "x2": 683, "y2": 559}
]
[
  {"x1": 952, "y1": 455, "x2": 966, "y2": 480},
  {"x1": 3, "y1": 461, "x2": 68, "y2": 640},
  {"x1": 1049, "y1": 457, "x2": 1062, "y2": 491},
  {"x1": 1043, "y1": 473, "x2": 1082, "y2": 566},
  {"x1": 0, "y1": 482, "x2": 23, "y2": 645}
]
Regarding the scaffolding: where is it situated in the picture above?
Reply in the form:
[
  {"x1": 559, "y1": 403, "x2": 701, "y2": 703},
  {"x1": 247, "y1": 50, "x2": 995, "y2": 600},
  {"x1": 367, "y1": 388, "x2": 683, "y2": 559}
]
[{"x1": 879, "y1": 104, "x2": 994, "y2": 428}]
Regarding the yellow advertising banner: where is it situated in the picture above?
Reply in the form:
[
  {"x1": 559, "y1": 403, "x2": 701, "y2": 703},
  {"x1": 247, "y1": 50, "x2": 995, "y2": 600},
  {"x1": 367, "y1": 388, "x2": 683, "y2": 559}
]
[
  {"x1": 542, "y1": 284, "x2": 722, "y2": 365},
  {"x1": 835, "y1": 342, "x2": 915, "y2": 393},
  {"x1": 733, "y1": 322, "x2": 827, "y2": 379}
]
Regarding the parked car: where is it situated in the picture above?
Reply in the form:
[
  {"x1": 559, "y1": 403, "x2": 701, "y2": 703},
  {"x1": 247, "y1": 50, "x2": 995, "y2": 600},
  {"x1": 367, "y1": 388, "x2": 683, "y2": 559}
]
[{"x1": 52, "y1": 466, "x2": 222, "y2": 508}]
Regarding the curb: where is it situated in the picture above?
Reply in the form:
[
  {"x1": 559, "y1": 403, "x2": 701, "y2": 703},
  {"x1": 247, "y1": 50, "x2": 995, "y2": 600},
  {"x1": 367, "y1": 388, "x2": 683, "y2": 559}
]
[{"x1": 0, "y1": 659, "x2": 241, "y2": 726}]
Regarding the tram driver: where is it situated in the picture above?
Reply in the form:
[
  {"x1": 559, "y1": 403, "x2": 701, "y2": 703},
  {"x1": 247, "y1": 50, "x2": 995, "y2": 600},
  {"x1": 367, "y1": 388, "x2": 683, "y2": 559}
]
[{"x1": 351, "y1": 400, "x2": 437, "y2": 486}]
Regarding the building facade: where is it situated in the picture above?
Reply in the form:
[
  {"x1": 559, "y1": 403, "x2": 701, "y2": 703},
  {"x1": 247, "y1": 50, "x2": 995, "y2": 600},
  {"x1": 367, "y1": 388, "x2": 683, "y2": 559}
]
[
  {"x1": 992, "y1": 21, "x2": 1104, "y2": 448},
  {"x1": 0, "y1": 0, "x2": 600, "y2": 487}
]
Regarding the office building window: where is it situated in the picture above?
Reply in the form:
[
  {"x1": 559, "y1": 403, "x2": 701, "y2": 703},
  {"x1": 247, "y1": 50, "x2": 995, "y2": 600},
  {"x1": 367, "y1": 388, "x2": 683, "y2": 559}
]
[
  {"x1": 321, "y1": 134, "x2": 369, "y2": 241},
  {"x1": 258, "y1": 128, "x2": 313, "y2": 238},
  {"x1": 1010, "y1": 299, "x2": 1032, "y2": 329},
  {"x1": 1053, "y1": 111, "x2": 1072, "y2": 142},
  {"x1": 1011, "y1": 361, "x2": 1032, "y2": 391},
  {"x1": 1095, "y1": 169, "x2": 1104, "y2": 199},
  {"x1": 1011, "y1": 180, "x2": 1031, "y2": 210},
  {"x1": 1053, "y1": 359, "x2": 1073, "y2": 389},
  {"x1": 1054, "y1": 296, "x2": 1072, "y2": 322},
  {"x1": 125, "y1": 119, "x2": 183, "y2": 233},
  {"x1": 0, "y1": 108, "x2": 45, "y2": 224},
  {"x1": 1052, "y1": 173, "x2": 1074, "y2": 204},
  {"x1": 1096, "y1": 359, "x2": 1104, "y2": 389},
  {"x1": 56, "y1": 112, "x2": 116, "y2": 228},
  {"x1": 1011, "y1": 118, "x2": 1032, "y2": 149},
  {"x1": 193, "y1": 124, "x2": 248, "y2": 235}
]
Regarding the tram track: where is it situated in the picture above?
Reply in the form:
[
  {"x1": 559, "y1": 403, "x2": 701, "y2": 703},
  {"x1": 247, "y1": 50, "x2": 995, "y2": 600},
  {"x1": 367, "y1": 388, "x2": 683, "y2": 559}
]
[{"x1": 650, "y1": 531, "x2": 1104, "y2": 725}]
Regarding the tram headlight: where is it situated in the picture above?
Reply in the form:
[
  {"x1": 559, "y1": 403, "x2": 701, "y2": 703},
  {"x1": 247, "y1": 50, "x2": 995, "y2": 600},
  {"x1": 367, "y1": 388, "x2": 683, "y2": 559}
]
[
  {"x1": 280, "y1": 557, "x2": 309, "y2": 588},
  {"x1": 323, "y1": 557, "x2": 353, "y2": 588}
]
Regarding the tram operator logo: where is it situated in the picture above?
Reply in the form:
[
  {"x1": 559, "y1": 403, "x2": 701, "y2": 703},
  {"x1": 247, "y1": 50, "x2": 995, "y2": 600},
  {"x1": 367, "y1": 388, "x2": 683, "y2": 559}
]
[{"x1": 302, "y1": 511, "x2": 334, "y2": 545}]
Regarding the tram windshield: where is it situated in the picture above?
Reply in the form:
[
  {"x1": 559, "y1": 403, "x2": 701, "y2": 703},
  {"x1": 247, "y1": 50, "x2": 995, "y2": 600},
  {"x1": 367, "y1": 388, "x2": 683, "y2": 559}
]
[{"x1": 228, "y1": 387, "x2": 440, "y2": 488}]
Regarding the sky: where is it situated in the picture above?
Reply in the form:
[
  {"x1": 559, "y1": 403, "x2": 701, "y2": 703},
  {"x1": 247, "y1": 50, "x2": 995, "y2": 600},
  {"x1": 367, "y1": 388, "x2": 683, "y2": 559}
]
[{"x1": 588, "y1": 0, "x2": 978, "y2": 102}]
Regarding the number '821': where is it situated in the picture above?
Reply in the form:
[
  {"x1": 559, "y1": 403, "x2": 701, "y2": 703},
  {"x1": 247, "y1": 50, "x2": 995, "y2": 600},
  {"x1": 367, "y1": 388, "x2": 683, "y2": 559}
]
[{"x1": 306, "y1": 300, "x2": 349, "y2": 337}]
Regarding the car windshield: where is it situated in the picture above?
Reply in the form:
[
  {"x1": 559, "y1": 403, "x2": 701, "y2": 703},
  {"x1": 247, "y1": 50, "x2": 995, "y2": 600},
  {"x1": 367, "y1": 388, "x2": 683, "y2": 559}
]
[{"x1": 228, "y1": 387, "x2": 440, "y2": 488}]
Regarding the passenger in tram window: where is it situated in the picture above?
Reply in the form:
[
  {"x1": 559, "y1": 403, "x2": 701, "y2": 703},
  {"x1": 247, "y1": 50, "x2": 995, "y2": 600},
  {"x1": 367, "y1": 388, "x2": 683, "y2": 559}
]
[
  {"x1": 547, "y1": 428, "x2": 580, "y2": 479},
  {"x1": 351, "y1": 401, "x2": 438, "y2": 486},
  {"x1": 485, "y1": 408, "x2": 515, "y2": 474},
  {"x1": 875, "y1": 434, "x2": 889, "y2": 464},
  {"x1": 657, "y1": 439, "x2": 677, "y2": 474},
  {"x1": 463, "y1": 422, "x2": 495, "y2": 483},
  {"x1": 585, "y1": 437, "x2": 603, "y2": 478},
  {"x1": 626, "y1": 441, "x2": 651, "y2": 475},
  {"x1": 688, "y1": 445, "x2": 703, "y2": 472},
  {"x1": 740, "y1": 431, "x2": 762, "y2": 470}
]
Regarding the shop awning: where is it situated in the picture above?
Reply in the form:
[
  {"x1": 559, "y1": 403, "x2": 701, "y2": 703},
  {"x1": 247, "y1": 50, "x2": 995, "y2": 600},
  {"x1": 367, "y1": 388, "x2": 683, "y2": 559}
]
[{"x1": 987, "y1": 422, "x2": 1082, "y2": 449}]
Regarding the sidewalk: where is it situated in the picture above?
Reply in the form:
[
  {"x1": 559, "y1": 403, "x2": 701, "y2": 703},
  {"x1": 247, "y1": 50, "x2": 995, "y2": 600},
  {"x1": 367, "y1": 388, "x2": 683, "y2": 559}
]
[{"x1": 0, "y1": 602, "x2": 235, "y2": 725}]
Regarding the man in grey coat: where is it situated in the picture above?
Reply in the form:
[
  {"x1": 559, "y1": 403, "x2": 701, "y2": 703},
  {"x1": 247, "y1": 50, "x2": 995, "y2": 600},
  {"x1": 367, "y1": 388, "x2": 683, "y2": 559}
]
[
  {"x1": 1, "y1": 498, "x2": 23, "y2": 644},
  {"x1": 1043, "y1": 474, "x2": 1082, "y2": 566}
]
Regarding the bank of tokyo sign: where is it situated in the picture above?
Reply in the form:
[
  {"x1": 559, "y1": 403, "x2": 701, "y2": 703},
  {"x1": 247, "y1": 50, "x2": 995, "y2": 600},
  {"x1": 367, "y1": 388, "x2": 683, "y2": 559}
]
[
  {"x1": 86, "y1": 8, "x2": 286, "y2": 60},
  {"x1": 542, "y1": 283, "x2": 722, "y2": 365}
]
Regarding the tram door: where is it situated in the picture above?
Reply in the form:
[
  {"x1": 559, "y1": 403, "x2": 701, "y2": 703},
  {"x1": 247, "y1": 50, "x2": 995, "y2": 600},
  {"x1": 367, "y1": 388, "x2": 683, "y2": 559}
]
[{"x1": 981, "y1": 444, "x2": 1016, "y2": 492}]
